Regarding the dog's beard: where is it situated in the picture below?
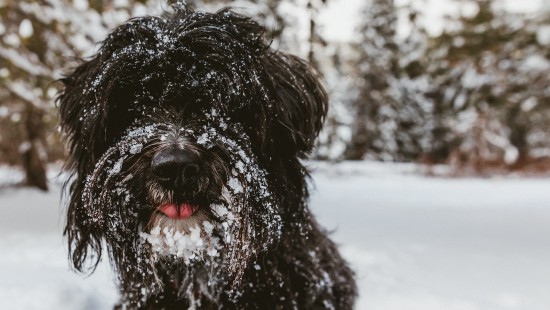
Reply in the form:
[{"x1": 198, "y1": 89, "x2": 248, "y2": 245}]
[
  {"x1": 80, "y1": 111, "x2": 282, "y2": 307},
  {"x1": 141, "y1": 187, "x2": 235, "y2": 260}
]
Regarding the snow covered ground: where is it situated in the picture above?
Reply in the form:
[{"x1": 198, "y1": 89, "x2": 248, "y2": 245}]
[{"x1": 1, "y1": 162, "x2": 550, "y2": 310}]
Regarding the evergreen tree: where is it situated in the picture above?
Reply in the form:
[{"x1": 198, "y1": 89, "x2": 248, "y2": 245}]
[
  {"x1": 315, "y1": 42, "x2": 357, "y2": 160},
  {"x1": 344, "y1": 0, "x2": 399, "y2": 160},
  {"x1": 391, "y1": 8, "x2": 443, "y2": 162}
]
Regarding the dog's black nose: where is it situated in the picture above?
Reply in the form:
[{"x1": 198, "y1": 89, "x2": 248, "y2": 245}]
[{"x1": 151, "y1": 147, "x2": 200, "y2": 188}]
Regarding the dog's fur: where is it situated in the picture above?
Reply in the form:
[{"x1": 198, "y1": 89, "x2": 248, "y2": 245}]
[{"x1": 58, "y1": 4, "x2": 356, "y2": 309}]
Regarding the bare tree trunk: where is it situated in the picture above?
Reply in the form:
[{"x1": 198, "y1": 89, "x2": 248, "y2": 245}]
[
  {"x1": 344, "y1": 97, "x2": 376, "y2": 160},
  {"x1": 21, "y1": 106, "x2": 48, "y2": 191},
  {"x1": 507, "y1": 105, "x2": 529, "y2": 166},
  {"x1": 307, "y1": 0, "x2": 327, "y2": 69}
]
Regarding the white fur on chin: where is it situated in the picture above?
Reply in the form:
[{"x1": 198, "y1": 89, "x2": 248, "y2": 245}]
[{"x1": 140, "y1": 203, "x2": 236, "y2": 263}]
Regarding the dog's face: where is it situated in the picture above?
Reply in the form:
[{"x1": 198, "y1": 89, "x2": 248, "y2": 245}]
[{"x1": 58, "y1": 6, "x2": 327, "y2": 307}]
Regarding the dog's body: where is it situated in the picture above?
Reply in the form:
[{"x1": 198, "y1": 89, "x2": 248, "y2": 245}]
[{"x1": 58, "y1": 4, "x2": 356, "y2": 309}]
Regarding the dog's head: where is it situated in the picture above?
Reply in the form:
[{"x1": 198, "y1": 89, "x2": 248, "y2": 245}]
[{"x1": 58, "y1": 5, "x2": 327, "y2": 307}]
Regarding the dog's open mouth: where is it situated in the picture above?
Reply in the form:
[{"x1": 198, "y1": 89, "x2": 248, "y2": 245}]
[{"x1": 158, "y1": 203, "x2": 199, "y2": 220}]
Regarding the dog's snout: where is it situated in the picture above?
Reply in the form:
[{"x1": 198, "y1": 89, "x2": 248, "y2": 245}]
[{"x1": 151, "y1": 147, "x2": 200, "y2": 188}]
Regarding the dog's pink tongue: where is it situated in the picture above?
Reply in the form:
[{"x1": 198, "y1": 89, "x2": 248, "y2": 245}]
[
  {"x1": 178, "y1": 203, "x2": 196, "y2": 219},
  {"x1": 159, "y1": 204, "x2": 179, "y2": 219},
  {"x1": 158, "y1": 203, "x2": 196, "y2": 220}
]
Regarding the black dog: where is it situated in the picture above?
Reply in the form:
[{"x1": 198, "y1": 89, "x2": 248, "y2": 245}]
[{"x1": 58, "y1": 4, "x2": 356, "y2": 309}]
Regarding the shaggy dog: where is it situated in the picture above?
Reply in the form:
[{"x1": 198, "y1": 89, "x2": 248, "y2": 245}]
[{"x1": 58, "y1": 4, "x2": 356, "y2": 309}]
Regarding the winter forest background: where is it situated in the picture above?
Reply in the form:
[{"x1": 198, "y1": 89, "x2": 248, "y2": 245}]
[
  {"x1": 2, "y1": 1, "x2": 550, "y2": 309},
  {"x1": 3, "y1": 0, "x2": 550, "y2": 190}
]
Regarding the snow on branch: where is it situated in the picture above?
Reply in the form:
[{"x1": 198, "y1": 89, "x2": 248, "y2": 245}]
[
  {"x1": 6, "y1": 81, "x2": 49, "y2": 111},
  {"x1": 0, "y1": 47, "x2": 51, "y2": 77}
]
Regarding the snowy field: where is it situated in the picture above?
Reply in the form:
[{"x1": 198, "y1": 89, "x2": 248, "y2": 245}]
[{"x1": 1, "y1": 162, "x2": 550, "y2": 310}]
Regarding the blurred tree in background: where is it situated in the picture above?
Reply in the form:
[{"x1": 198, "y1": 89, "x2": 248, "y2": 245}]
[
  {"x1": 0, "y1": 0, "x2": 164, "y2": 190},
  {"x1": 1, "y1": 0, "x2": 550, "y2": 190},
  {"x1": 343, "y1": 0, "x2": 399, "y2": 161},
  {"x1": 328, "y1": 0, "x2": 550, "y2": 174},
  {"x1": 422, "y1": 0, "x2": 550, "y2": 173}
]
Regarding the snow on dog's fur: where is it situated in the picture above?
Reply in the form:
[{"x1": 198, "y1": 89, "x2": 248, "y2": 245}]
[{"x1": 58, "y1": 3, "x2": 356, "y2": 309}]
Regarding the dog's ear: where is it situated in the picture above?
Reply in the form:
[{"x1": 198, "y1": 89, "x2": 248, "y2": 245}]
[
  {"x1": 263, "y1": 53, "x2": 328, "y2": 157},
  {"x1": 58, "y1": 57, "x2": 103, "y2": 172},
  {"x1": 64, "y1": 180, "x2": 105, "y2": 273},
  {"x1": 57, "y1": 57, "x2": 107, "y2": 273}
]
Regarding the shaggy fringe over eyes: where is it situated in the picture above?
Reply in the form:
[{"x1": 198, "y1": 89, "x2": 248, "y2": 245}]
[{"x1": 57, "y1": 5, "x2": 327, "y2": 179}]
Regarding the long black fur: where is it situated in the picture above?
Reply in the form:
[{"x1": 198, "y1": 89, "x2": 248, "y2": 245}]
[{"x1": 58, "y1": 4, "x2": 356, "y2": 309}]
